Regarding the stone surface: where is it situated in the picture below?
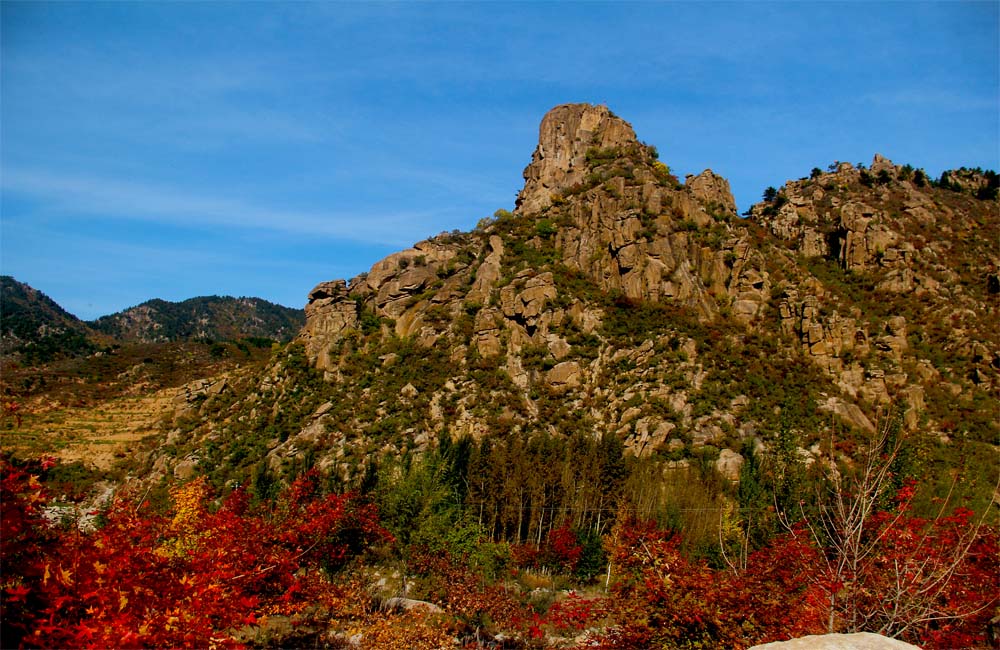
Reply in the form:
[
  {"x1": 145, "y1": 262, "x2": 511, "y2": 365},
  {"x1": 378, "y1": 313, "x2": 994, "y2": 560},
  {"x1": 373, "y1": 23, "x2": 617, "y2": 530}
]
[
  {"x1": 382, "y1": 597, "x2": 444, "y2": 614},
  {"x1": 748, "y1": 632, "x2": 921, "y2": 650},
  {"x1": 686, "y1": 169, "x2": 738, "y2": 217},
  {"x1": 546, "y1": 361, "x2": 582, "y2": 388},
  {"x1": 279, "y1": 103, "x2": 999, "y2": 484},
  {"x1": 300, "y1": 280, "x2": 358, "y2": 370},
  {"x1": 516, "y1": 103, "x2": 638, "y2": 215},
  {"x1": 715, "y1": 448, "x2": 744, "y2": 481}
]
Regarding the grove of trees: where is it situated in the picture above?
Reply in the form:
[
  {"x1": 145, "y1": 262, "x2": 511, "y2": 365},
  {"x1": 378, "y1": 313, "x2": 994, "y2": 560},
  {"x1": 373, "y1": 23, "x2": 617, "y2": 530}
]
[{"x1": 2, "y1": 418, "x2": 997, "y2": 649}]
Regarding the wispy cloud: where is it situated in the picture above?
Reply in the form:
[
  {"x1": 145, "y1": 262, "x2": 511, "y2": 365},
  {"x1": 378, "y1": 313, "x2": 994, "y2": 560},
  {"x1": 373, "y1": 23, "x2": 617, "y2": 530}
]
[
  {"x1": 2, "y1": 49, "x2": 332, "y2": 151},
  {"x1": 1, "y1": 168, "x2": 440, "y2": 248},
  {"x1": 862, "y1": 89, "x2": 999, "y2": 113}
]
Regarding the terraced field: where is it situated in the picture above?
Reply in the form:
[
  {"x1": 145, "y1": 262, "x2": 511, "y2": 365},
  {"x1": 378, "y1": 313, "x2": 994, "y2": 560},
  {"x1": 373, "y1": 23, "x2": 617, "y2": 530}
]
[
  {"x1": 1, "y1": 340, "x2": 271, "y2": 472},
  {"x1": 3, "y1": 386, "x2": 179, "y2": 470}
]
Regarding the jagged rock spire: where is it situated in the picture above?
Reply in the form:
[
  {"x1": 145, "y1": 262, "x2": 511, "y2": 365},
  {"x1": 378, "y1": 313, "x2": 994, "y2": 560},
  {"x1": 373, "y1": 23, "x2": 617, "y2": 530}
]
[{"x1": 515, "y1": 103, "x2": 639, "y2": 215}]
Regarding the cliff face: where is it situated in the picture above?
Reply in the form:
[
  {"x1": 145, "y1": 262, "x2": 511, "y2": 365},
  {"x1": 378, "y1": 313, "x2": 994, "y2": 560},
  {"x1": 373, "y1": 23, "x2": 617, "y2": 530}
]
[
  {"x1": 515, "y1": 103, "x2": 639, "y2": 215},
  {"x1": 749, "y1": 156, "x2": 999, "y2": 428},
  {"x1": 152, "y1": 103, "x2": 998, "y2": 488},
  {"x1": 301, "y1": 103, "x2": 771, "y2": 373}
]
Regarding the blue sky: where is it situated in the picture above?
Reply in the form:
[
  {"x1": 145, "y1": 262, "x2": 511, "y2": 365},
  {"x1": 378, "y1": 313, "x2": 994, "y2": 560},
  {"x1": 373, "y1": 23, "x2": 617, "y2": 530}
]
[{"x1": 2, "y1": 2, "x2": 997, "y2": 320}]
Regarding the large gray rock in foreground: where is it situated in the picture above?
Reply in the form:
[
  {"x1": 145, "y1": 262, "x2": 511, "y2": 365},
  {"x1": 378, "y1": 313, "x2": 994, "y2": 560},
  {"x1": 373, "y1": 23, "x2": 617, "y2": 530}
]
[{"x1": 749, "y1": 632, "x2": 921, "y2": 650}]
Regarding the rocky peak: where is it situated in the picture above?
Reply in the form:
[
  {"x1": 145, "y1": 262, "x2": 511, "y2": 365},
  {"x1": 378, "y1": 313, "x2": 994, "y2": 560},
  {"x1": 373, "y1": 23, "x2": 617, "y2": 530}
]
[
  {"x1": 685, "y1": 169, "x2": 738, "y2": 218},
  {"x1": 147, "y1": 104, "x2": 998, "y2": 522},
  {"x1": 870, "y1": 153, "x2": 896, "y2": 178},
  {"x1": 515, "y1": 103, "x2": 639, "y2": 215},
  {"x1": 299, "y1": 103, "x2": 770, "y2": 371}
]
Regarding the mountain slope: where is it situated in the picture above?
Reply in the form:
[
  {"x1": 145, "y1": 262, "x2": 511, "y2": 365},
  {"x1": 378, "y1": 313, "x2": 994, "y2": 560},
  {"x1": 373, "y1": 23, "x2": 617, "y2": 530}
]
[
  {"x1": 0, "y1": 276, "x2": 96, "y2": 362},
  {"x1": 749, "y1": 156, "x2": 999, "y2": 441},
  {"x1": 89, "y1": 296, "x2": 305, "y2": 344},
  {"x1": 146, "y1": 104, "x2": 997, "y2": 523}
]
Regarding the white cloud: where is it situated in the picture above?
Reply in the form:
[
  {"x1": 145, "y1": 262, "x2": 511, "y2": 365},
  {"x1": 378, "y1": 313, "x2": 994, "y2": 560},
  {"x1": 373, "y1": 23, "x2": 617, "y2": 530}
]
[
  {"x1": 1, "y1": 168, "x2": 439, "y2": 248},
  {"x1": 862, "y1": 89, "x2": 998, "y2": 113}
]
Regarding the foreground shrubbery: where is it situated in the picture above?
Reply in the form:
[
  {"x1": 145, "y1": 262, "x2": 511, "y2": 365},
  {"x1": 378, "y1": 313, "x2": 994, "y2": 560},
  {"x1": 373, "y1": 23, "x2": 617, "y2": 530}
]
[
  {"x1": 2, "y1": 455, "x2": 997, "y2": 649},
  {"x1": 1, "y1": 460, "x2": 394, "y2": 648}
]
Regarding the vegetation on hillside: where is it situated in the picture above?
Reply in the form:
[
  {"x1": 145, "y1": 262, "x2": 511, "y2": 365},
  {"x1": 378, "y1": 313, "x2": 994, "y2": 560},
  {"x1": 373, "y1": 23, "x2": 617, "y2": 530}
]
[
  {"x1": 90, "y1": 295, "x2": 304, "y2": 343},
  {"x1": 3, "y1": 105, "x2": 998, "y2": 647},
  {"x1": 3, "y1": 445, "x2": 996, "y2": 648},
  {"x1": 0, "y1": 276, "x2": 96, "y2": 363}
]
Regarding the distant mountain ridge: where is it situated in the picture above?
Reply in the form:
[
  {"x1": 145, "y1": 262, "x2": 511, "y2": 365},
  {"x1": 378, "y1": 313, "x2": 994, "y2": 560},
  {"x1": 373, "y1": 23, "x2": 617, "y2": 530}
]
[
  {"x1": 90, "y1": 296, "x2": 305, "y2": 344},
  {"x1": 0, "y1": 276, "x2": 96, "y2": 362},
  {"x1": 0, "y1": 278, "x2": 306, "y2": 362}
]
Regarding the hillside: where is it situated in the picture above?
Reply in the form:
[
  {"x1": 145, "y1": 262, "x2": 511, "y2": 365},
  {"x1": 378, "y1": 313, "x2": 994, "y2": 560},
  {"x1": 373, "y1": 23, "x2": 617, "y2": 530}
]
[
  {"x1": 141, "y1": 104, "x2": 998, "y2": 526},
  {"x1": 89, "y1": 295, "x2": 305, "y2": 343},
  {"x1": 0, "y1": 276, "x2": 96, "y2": 362},
  {"x1": 1, "y1": 285, "x2": 301, "y2": 474},
  {"x1": 7, "y1": 103, "x2": 999, "y2": 649}
]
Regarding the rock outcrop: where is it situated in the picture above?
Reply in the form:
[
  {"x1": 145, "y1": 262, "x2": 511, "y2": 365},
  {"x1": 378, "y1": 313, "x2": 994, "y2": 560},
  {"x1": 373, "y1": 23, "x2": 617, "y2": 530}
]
[
  {"x1": 751, "y1": 154, "x2": 999, "y2": 431},
  {"x1": 513, "y1": 103, "x2": 772, "y2": 321},
  {"x1": 748, "y1": 632, "x2": 921, "y2": 650},
  {"x1": 300, "y1": 103, "x2": 774, "y2": 369},
  {"x1": 686, "y1": 169, "x2": 738, "y2": 218},
  {"x1": 301, "y1": 280, "x2": 357, "y2": 371},
  {"x1": 515, "y1": 103, "x2": 638, "y2": 216},
  {"x1": 154, "y1": 103, "x2": 998, "y2": 494}
]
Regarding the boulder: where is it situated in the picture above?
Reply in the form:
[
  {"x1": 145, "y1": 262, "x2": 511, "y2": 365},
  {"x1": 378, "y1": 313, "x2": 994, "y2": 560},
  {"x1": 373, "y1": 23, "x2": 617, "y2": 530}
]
[
  {"x1": 382, "y1": 597, "x2": 444, "y2": 614},
  {"x1": 715, "y1": 448, "x2": 744, "y2": 481},
  {"x1": 300, "y1": 280, "x2": 358, "y2": 370},
  {"x1": 546, "y1": 361, "x2": 581, "y2": 388},
  {"x1": 749, "y1": 632, "x2": 921, "y2": 650}
]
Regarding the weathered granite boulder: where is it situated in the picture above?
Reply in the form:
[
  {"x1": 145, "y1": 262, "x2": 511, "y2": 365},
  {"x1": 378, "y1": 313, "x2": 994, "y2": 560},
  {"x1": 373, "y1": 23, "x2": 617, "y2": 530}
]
[
  {"x1": 300, "y1": 280, "x2": 358, "y2": 370},
  {"x1": 749, "y1": 632, "x2": 921, "y2": 650},
  {"x1": 686, "y1": 168, "x2": 738, "y2": 217}
]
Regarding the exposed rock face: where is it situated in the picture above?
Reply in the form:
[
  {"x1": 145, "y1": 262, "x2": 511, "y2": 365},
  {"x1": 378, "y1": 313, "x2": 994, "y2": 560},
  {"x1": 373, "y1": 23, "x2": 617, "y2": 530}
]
[
  {"x1": 500, "y1": 272, "x2": 558, "y2": 338},
  {"x1": 351, "y1": 241, "x2": 461, "y2": 320},
  {"x1": 686, "y1": 169, "x2": 738, "y2": 218},
  {"x1": 546, "y1": 360, "x2": 581, "y2": 388},
  {"x1": 511, "y1": 104, "x2": 768, "y2": 321},
  {"x1": 300, "y1": 104, "x2": 774, "y2": 370},
  {"x1": 301, "y1": 280, "x2": 357, "y2": 371},
  {"x1": 515, "y1": 103, "x2": 637, "y2": 216},
  {"x1": 748, "y1": 632, "x2": 921, "y2": 650},
  {"x1": 752, "y1": 155, "x2": 933, "y2": 284},
  {"x1": 248, "y1": 103, "x2": 1000, "y2": 482},
  {"x1": 751, "y1": 153, "x2": 999, "y2": 432}
]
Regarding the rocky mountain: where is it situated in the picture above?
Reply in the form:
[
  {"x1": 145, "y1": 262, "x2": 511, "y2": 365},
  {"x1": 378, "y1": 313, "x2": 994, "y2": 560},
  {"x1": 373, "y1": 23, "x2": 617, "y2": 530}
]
[
  {"x1": 10, "y1": 103, "x2": 997, "y2": 650},
  {"x1": 89, "y1": 296, "x2": 304, "y2": 344},
  {"x1": 0, "y1": 276, "x2": 96, "y2": 362},
  {"x1": 1, "y1": 278, "x2": 304, "y2": 366},
  {"x1": 144, "y1": 103, "x2": 997, "y2": 518}
]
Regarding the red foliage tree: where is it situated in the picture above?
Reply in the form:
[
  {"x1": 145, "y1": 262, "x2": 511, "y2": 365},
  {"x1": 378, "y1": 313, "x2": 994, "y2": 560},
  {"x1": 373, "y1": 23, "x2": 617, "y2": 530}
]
[
  {"x1": 1, "y1": 459, "x2": 391, "y2": 648},
  {"x1": 594, "y1": 518, "x2": 738, "y2": 648},
  {"x1": 2, "y1": 458, "x2": 58, "y2": 649},
  {"x1": 510, "y1": 521, "x2": 584, "y2": 574},
  {"x1": 545, "y1": 521, "x2": 583, "y2": 573},
  {"x1": 818, "y1": 496, "x2": 1000, "y2": 647}
]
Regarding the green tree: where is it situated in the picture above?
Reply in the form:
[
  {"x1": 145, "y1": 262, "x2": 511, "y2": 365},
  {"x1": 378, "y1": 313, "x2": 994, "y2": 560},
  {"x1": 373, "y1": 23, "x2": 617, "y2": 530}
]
[{"x1": 722, "y1": 440, "x2": 773, "y2": 571}]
